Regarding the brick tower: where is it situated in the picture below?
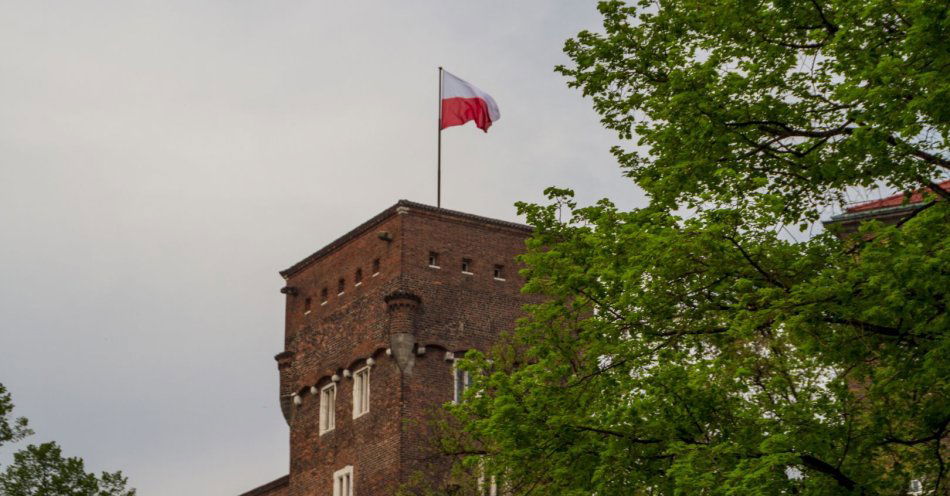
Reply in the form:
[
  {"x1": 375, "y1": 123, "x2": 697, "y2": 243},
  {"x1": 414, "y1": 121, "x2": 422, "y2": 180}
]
[{"x1": 240, "y1": 201, "x2": 534, "y2": 496}]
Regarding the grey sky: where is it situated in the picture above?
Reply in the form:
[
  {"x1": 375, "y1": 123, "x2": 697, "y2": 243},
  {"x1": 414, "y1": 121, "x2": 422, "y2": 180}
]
[{"x1": 0, "y1": 1, "x2": 648, "y2": 494}]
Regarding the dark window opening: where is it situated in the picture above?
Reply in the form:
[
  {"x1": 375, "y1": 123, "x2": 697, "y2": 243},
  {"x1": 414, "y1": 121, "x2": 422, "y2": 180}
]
[
  {"x1": 493, "y1": 265, "x2": 505, "y2": 280},
  {"x1": 355, "y1": 268, "x2": 363, "y2": 285},
  {"x1": 428, "y1": 252, "x2": 439, "y2": 267},
  {"x1": 304, "y1": 297, "x2": 312, "y2": 312},
  {"x1": 321, "y1": 288, "x2": 328, "y2": 303},
  {"x1": 337, "y1": 278, "x2": 345, "y2": 294},
  {"x1": 372, "y1": 258, "x2": 380, "y2": 275},
  {"x1": 462, "y1": 259, "x2": 472, "y2": 273}
]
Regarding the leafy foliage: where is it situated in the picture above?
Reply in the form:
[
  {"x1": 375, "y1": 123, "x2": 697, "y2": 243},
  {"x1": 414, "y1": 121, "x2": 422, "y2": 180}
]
[
  {"x1": 0, "y1": 384, "x2": 135, "y2": 496},
  {"x1": 0, "y1": 383, "x2": 32, "y2": 448},
  {"x1": 557, "y1": 0, "x2": 949, "y2": 223},
  {"x1": 449, "y1": 195, "x2": 947, "y2": 495},
  {"x1": 1, "y1": 443, "x2": 135, "y2": 496},
  {"x1": 440, "y1": 1, "x2": 950, "y2": 495}
]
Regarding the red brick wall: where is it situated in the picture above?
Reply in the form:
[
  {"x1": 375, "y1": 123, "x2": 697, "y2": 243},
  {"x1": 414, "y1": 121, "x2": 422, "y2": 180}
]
[{"x1": 270, "y1": 203, "x2": 533, "y2": 495}]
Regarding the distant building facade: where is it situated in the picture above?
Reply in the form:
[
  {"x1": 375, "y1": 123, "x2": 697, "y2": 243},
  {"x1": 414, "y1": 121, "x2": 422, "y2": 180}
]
[
  {"x1": 824, "y1": 179, "x2": 949, "y2": 235},
  {"x1": 239, "y1": 201, "x2": 534, "y2": 496}
]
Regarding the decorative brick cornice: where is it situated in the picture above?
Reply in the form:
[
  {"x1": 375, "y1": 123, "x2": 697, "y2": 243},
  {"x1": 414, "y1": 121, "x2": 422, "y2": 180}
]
[{"x1": 384, "y1": 290, "x2": 421, "y2": 309}]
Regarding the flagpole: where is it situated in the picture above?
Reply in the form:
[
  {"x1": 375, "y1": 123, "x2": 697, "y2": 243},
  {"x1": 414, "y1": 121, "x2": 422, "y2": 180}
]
[{"x1": 437, "y1": 66, "x2": 443, "y2": 208}]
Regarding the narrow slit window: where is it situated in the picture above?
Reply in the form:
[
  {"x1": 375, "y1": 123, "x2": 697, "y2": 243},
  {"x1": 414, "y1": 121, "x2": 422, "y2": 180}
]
[
  {"x1": 461, "y1": 259, "x2": 473, "y2": 274},
  {"x1": 321, "y1": 288, "x2": 328, "y2": 304},
  {"x1": 372, "y1": 258, "x2": 380, "y2": 276},
  {"x1": 493, "y1": 265, "x2": 505, "y2": 280},
  {"x1": 319, "y1": 384, "x2": 336, "y2": 434},
  {"x1": 352, "y1": 366, "x2": 370, "y2": 418},
  {"x1": 428, "y1": 252, "x2": 440, "y2": 268},
  {"x1": 337, "y1": 278, "x2": 345, "y2": 295},
  {"x1": 354, "y1": 268, "x2": 363, "y2": 286},
  {"x1": 453, "y1": 362, "x2": 472, "y2": 404},
  {"x1": 304, "y1": 297, "x2": 312, "y2": 313}
]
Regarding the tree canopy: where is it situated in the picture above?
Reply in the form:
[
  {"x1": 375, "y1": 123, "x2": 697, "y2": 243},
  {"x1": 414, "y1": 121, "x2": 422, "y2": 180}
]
[
  {"x1": 558, "y1": 0, "x2": 949, "y2": 224},
  {"x1": 441, "y1": 1, "x2": 949, "y2": 495},
  {"x1": 0, "y1": 383, "x2": 135, "y2": 496}
]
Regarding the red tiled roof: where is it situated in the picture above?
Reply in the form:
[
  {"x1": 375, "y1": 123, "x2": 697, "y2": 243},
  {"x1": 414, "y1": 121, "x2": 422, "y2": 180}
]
[{"x1": 846, "y1": 179, "x2": 950, "y2": 213}]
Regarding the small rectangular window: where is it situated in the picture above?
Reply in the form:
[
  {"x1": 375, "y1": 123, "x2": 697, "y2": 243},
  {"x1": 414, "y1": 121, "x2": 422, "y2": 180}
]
[
  {"x1": 372, "y1": 258, "x2": 380, "y2": 276},
  {"x1": 352, "y1": 366, "x2": 370, "y2": 418},
  {"x1": 354, "y1": 268, "x2": 363, "y2": 286},
  {"x1": 321, "y1": 288, "x2": 328, "y2": 305},
  {"x1": 453, "y1": 363, "x2": 471, "y2": 404},
  {"x1": 461, "y1": 259, "x2": 473, "y2": 274},
  {"x1": 333, "y1": 466, "x2": 353, "y2": 496},
  {"x1": 304, "y1": 297, "x2": 312, "y2": 313},
  {"x1": 493, "y1": 265, "x2": 505, "y2": 281},
  {"x1": 337, "y1": 278, "x2": 345, "y2": 295},
  {"x1": 319, "y1": 384, "x2": 336, "y2": 434},
  {"x1": 428, "y1": 252, "x2": 440, "y2": 268}
]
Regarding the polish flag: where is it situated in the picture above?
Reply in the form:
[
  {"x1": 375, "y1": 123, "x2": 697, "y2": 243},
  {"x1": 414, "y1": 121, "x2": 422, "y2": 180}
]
[{"x1": 440, "y1": 71, "x2": 500, "y2": 133}]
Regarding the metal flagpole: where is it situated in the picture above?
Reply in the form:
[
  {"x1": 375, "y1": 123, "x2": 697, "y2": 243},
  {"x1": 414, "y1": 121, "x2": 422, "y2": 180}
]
[{"x1": 437, "y1": 66, "x2": 443, "y2": 208}]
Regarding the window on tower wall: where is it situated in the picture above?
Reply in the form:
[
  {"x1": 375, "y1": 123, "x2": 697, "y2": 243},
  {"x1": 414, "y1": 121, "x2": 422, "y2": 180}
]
[
  {"x1": 352, "y1": 366, "x2": 370, "y2": 418},
  {"x1": 477, "y1": 468, "x2": 498, "y2": 496},
  {"x1": 461, "y1": 258, "x2": 473, "y2": 274},
  {"x1": 428, "y1": 252, "x2": 440, "y2": 268},
  {"x1": 319, "y1": 384, "x2": 336, "y2": 434},
  {"x1": 354, "y1": 268, "x2": 363, "y2": 286},
  {"x1": 333, "y1": 466, "x2": 353, "y2": 496},
  {"x1": 453, "y1": 361, "x2": 471, "y2": 404},
  {"x1": 372, "y1": 258, "x2": 380, "y2": 276}
]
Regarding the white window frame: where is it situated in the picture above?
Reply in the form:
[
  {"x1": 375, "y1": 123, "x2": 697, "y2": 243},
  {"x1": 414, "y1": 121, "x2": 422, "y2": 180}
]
[
  {"x1": 908, "y1": 479, "x2": 923, "y2": 495},
  {"x1": 428, "y1": 252, "x2": 440, "y2": 268},
  {"x1": 453, "y1": 361, "x2": 471, "y2": 404},
  {"x1": 352, "y1": 366, "x2": 370, "y2": 418},
  {"x1": 333, "y1": 465, "x2": 353, "y2": 496},
  {"x1": 319, "y1": 383, "x2": 336, "y2": 434},
  {"x1": 477, "y1": 458, "x2": 498, "y2": 496},
  {"x1": 477, "y1": 473, "x2": 497, "y2": 496}
]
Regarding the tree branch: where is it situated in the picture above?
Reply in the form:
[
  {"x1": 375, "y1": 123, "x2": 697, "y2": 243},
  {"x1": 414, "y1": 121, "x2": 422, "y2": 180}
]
[
  {"x1": 822, "y1": 316, "x2": 902, "y2": 337},
  {"x1": 800, "y1": 454, "x2": 857, "y2": 491},
  {"x1": 570, "y1": 425, "x2": 661, "y2": 444},
  {"x1": 881, "y1": 417, "x2": 949, "y2": 446},
  {"x1": 808, "y1": 0, "x2": 839, "y2": 35},
  {"x1": 723, "y1": 236, "x2": 788, "y2": 290}
]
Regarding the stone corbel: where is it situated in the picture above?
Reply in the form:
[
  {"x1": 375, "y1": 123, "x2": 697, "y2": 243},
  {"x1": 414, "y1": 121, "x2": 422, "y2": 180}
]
[{"x1": 385, "y1": 291, "x2": 421, "y2": 375}]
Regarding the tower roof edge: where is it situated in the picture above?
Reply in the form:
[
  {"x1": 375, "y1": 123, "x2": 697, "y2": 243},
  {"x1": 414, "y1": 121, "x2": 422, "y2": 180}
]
[{"x1": 279, "y1": 200, "x2": 532, "y2": 279}]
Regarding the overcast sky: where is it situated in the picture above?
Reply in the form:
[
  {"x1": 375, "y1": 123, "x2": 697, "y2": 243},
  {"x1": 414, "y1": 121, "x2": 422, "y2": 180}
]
[{"x1": 0, "y1": 2, "x2": 650, "y2": 494}]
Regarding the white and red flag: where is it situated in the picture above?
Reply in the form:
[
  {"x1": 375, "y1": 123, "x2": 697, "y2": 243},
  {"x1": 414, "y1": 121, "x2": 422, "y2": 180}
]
[{"x1": 440, "y1": 70, "x2": 500, "y2": 133}]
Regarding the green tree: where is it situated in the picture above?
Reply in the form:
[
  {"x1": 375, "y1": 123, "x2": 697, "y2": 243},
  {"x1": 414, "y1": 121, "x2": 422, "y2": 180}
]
[
  {"x1": 0, "y1": 384, "x2": 135, "y2": 496},
  {"x1": 0, "y1": 384, "x2": 32, "y2": 448},
  {"x1": 441, "y1": 1, "x2": 949, "y2": 495},
  {"x1": 559, "y1": 0, "x2": 949, "y2": 223}
]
